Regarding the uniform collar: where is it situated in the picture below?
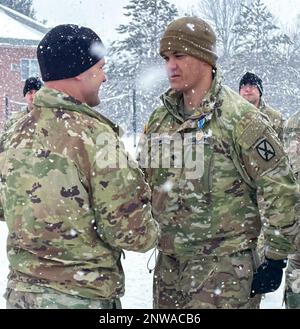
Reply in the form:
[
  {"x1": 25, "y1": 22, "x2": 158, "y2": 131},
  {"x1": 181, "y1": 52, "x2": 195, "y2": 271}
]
[
  {"x1": 258, "y1": 98, "x2": 266, "y2": 111},
  {"x1": 33, "y1": 87, "x2": 121, "y2": 135}
]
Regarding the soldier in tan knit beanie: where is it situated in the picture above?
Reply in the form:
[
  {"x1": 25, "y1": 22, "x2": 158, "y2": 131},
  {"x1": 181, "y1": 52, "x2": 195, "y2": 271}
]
[
  {"x1": 139, "y1": 16, "x2": 296, "y2": 309},
  {"x1": 160, "y1": 16, "x2": 218, "y2": 67},
  {"x1": 157, "y1": 16, "x2": 218, "y2": 114}
]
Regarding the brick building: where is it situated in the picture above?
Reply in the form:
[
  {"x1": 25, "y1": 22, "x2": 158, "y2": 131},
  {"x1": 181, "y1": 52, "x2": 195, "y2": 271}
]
[{"x1": 0, "y1": 4, "x2": 48, "y2": 130}]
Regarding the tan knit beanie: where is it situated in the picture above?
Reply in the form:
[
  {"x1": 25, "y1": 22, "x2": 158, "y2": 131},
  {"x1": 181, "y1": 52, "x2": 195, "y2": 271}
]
[{"x1": 159, "y1": 17, "x2": 218, "y2": 67}]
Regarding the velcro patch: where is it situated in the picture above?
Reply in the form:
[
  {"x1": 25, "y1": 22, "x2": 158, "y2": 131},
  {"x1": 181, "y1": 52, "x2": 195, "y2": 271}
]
[
  {"x1": 255, "y1": 139, "x2": 276, "y2": 161},
  {"x1": 237, "y1": 114, "x2": 266, "y2": 149},
  {"x1": 236, "y1": 114, "x2": 287, "y2": 178}
]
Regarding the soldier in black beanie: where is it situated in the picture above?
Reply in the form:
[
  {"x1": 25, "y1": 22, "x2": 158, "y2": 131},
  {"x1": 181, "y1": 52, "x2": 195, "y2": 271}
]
[
  {"x1": 239, "y1": 72, "x2": 263, "y2": 98},
  {"x1": 23, "y1": 76, "x2": 43, "y2": 111},
  {"x1": 3, "y1": 77, "x2": 43, "y2": 131},
  {"x1": 37, "y1": 24, "x2": 105, "y2": 82},
  {"x1": 1, "y1": 24, "x2": 159, "y2": 310},
  {"x1": 36, "y1": 24, "x2": 107, "y2": 107},
  {"x1": 239, "y1": 71, "x2": 285, "y2": 310},
  {"x1": 23, "y1": 76, "x2": 43, "y2": 97},
  {"x1": 239, "y1": 71, "x2": 284, "y2": 141}
]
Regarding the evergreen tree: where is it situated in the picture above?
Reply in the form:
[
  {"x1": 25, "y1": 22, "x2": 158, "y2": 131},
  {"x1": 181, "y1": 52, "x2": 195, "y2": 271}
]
[
  {"x1": 0, "y1": 0, "x2": 35, "y2": 18},
  {"x1": 101, "y1": 0, "x2": 178, "y2": 133},
  {"x1": 224, "y1": 0, "x2": 296, "y2": 117},
  {"x1": 231, "y1": 0, "x2": 290, "y2": 73}
]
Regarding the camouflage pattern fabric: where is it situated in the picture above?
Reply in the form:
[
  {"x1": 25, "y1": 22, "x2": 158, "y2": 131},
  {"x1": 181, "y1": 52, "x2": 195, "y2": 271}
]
[
  {"x1": 259, "y1": 99, "x2": 284, "y2": 142},
  {"x1": 284, "y1": 111, "x2": 300, "y2": 180},
  {"x1": 5, "y1": 287, "x2": 121, "y2": 309},
  {"x1": 153, "y1": 250, "x2": 257, "y2": 309},
  {"x1": 2, "y1": 109, "x2": 29, "y2": 133},
  {"x1": 284, "y1": 110, "x2": 300, "y2": 309},
  {"x1": 285, "y1": 254, "x2": 300, "y2": 309},
  {"x1": 0, "y1": 87, "x2": 159, "y2": 308},
  {"x1": 251, "y1": 100, "x2": 285, "y2": 308},
  {"x1": 0, "y1": 111, "x2": 28, "y2": 222},
  {"x1": 256, "y1": 99, "x2": 284, "y2": 259},
  {"x1": 140, "y1": 70, "x2": 299, "y2": 309}
]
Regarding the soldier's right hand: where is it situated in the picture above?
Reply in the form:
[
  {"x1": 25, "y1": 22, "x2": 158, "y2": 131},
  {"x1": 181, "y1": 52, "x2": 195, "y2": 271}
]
[{"x1": 250, "y1": 257, "x2": 287, "y2": 297}]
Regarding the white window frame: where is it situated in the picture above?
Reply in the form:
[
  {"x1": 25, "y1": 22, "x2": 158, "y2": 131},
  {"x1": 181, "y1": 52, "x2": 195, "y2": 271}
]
[{"x1": 20, "y1": 58, "x2": 39, "y2": 81}]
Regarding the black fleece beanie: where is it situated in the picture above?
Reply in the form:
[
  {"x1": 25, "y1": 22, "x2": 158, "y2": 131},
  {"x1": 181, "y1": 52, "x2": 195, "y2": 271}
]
[
  {"x1": 239, "y1": 72, "x2": 263, "y2": 96},
  {"x1": 37, "y1": 24, "x2": 105, "y2": 81},
  {"x1": 23, "y1": 76, "x2": 43, "y2": 96}
]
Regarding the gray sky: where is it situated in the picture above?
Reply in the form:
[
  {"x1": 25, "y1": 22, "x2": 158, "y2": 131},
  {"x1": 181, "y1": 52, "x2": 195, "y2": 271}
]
[{"x1": 33, "y1": 0, "x2": 299, "y2": 45}]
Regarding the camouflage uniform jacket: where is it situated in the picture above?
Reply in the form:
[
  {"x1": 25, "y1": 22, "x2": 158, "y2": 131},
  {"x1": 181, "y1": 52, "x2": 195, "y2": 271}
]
[
  {"x1": 0, "y1": 88, "x2": 159, "y2": 299},
  {"x1": 142, "y1": 71, "x2": 298, "y2": 260},
  {"x1": 259, "y1": 99, "x2": 284, "y2": 141},
  {"x1": 2, "y1": 109, "x2": 29, "y2": 133},
  {"x1": 284, "y1": 111, "x2": 300, "y2": 181}
]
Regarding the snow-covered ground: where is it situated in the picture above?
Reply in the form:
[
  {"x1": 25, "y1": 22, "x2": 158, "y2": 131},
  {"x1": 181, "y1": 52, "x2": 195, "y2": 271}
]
[{"x1": 0, "y1": 135, "x2": 285, "y2": 309}]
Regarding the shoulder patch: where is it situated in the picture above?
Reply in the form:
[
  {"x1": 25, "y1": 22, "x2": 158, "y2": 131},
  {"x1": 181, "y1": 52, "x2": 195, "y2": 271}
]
[
  {"x1": 255, "y1": 139, "x2": 276, "y2": 161},
  {"x1": 237, "y1": 114, "x2": 286, "y2": 177}
]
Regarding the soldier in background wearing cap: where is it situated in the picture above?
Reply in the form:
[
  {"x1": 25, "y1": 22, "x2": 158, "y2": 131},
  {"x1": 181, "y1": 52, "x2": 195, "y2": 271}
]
[
  {"x1": 239, "y1": 72, "x2": 286, "y2": 308},
  {"x1": 3, "y1": 77, "x2": 43, "y2": 132},
  {"x1": 239, "y1": 72, "x2": 284, "y2": 141},
  {"x1": 0, "y1": 24, "x2": 159, "y2": 309},
  {"x1": 139, "y1": 16, "x2": 299, "y2": 309},
  {"x1": 23, "y1": 76, "x2": 43, "y2": 112}
]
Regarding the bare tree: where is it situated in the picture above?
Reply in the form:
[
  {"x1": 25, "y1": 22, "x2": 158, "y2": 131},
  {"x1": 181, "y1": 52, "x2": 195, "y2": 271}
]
[
  {"x1": 191, "y1": 0, "x2": 251, "y2": 57},
  {"x1": 285, "y1": 15, "x2": 300, "y2": 67}
]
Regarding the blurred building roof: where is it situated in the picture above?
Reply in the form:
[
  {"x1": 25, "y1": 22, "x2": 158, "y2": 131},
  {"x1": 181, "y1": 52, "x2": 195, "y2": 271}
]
[{"x1": 0, "y1": 4, "x2": 48, "y2": 46}]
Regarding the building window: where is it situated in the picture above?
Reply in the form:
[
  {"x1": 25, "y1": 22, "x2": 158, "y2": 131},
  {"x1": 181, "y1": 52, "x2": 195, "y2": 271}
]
[{"x1": 20, "y1": 59, "x2": 39, "y2": 81}]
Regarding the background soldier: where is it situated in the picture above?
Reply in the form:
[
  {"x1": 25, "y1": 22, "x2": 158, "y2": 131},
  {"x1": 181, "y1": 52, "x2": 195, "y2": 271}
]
[
  {"x1": 239, "y1": 72, "x2": 286, "y2": 308},
  {"x1": 3, "y1": 76, "x2": 43, "y2": 131},
  {"x1": 284, "y1": 111, "x2": 300, "y2": 308},
  {"x1": 23, "y1": 76, "x2": 43, "y2": 112},
  {"x1": 0, "y1": 24, "x2": 159, "y2": 309},
  {"x1": 140, "y1": 16, "x2": 299, "y2": 309},
  {"x1": 239, "y1": 72, "x2": 284, "y2": 141}
]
